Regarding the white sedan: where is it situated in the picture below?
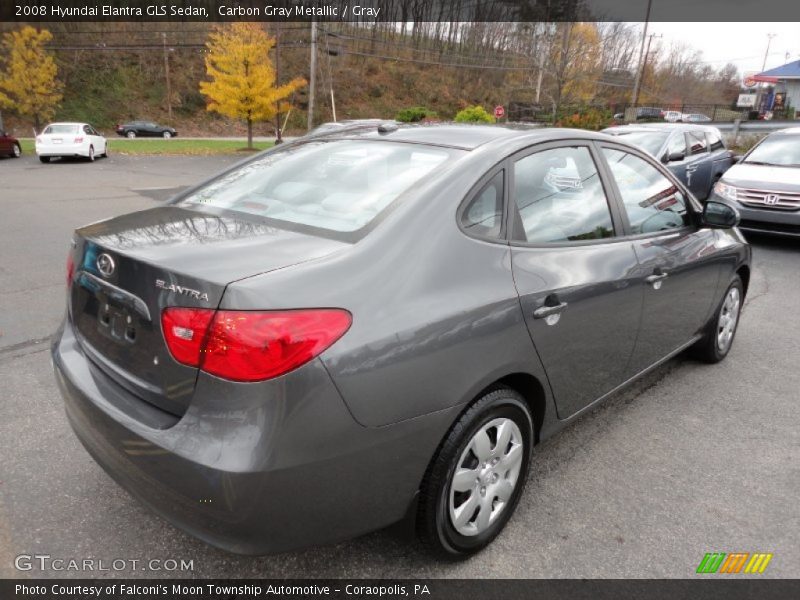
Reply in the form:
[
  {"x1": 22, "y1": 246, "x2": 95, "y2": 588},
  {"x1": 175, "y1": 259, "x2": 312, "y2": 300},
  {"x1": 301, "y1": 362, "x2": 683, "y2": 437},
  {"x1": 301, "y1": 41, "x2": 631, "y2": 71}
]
[{"x1": 36, "y1": 122, "x2": 108, "y2": 163}]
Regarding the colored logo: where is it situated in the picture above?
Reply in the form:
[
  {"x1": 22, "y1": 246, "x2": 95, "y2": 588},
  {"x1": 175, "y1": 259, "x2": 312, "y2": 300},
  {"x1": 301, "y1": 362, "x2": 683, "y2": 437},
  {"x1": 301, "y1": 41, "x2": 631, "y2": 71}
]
[{"x1": 696, "y1": 552, "x2": 773, "y2": 574}]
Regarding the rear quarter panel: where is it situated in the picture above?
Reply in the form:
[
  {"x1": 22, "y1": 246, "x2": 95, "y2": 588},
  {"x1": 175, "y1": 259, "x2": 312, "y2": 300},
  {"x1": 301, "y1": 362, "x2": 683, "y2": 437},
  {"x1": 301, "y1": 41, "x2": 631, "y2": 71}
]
[{"x1": 220, "y1": 149, "x2": 552, "y2": 428}]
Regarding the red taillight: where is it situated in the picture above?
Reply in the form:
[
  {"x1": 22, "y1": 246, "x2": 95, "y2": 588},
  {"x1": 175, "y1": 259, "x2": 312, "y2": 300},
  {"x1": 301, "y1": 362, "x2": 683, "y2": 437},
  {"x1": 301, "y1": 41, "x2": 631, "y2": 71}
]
[
  {"x1": 66, "y1": 253, "x2": 75, "y2": 288},
  {"x1": 74, "y1": 136, "x2": 84, "y2": 143},
  {"x1": 161, "y1": 308, "x2": 351, "y2": 382}
]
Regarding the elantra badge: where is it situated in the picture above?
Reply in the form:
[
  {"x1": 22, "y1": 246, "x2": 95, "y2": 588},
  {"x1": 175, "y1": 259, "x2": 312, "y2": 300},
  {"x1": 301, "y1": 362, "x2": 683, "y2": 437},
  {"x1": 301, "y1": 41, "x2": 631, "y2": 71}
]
[
  {"x1": 96, "y1": 253, "x2": 115, "y2": 278},
  {"x1": 155, "y1": 279, "x2": 210, "y2": 302}
]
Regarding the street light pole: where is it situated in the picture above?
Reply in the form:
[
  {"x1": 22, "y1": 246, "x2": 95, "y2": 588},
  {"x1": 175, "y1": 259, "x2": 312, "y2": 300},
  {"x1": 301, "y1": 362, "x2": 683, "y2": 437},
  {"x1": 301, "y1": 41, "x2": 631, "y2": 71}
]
[{"x1": 162, "y1": 32, "x2": 172, "y2": 121}]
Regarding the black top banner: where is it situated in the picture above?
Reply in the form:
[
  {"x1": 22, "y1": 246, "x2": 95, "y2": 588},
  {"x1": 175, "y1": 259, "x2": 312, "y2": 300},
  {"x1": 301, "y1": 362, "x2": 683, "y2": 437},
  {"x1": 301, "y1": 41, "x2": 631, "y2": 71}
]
[{"x1": 3, "y1": 0, "x2": 800, "y2": 22}]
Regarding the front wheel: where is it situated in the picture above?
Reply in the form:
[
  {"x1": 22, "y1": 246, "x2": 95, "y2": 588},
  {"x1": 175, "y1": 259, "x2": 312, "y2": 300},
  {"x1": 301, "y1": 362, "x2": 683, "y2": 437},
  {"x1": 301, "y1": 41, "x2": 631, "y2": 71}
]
[
  {"x1": 690, "y1": 275, "x2": 743, "y2": 363},
  {"x1": 417, "y1": 388, "x2": 532, "y2": 559}
]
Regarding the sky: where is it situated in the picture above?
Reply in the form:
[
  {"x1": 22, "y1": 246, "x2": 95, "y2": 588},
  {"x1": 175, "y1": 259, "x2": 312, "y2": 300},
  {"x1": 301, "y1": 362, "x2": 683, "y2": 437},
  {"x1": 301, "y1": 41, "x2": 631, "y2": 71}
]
[{"x1": 646, "y1": 22, "x2": 800, "y2": 76}]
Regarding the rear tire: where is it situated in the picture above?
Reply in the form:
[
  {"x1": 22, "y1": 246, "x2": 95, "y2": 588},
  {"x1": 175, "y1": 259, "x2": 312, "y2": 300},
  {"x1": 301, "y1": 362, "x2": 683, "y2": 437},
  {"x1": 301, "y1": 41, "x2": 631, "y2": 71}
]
[
  {"x1": 417, "y1": 387, "x2": 533, "y2": 559},
  {"x1": 126, "y1": 130, "x2": 136, "y2": 139},
  {"x1": 162, "y1": 131, "x2": 172, "y2": 139},
  {"x1": 39, "y1": 156, "x2": 50, "y2": 163},
  {"x1": 12, "y1": 144, "x2": 21, "y2": 158},
  {"x1": 690, "y1": 275, "x2": 743, "y2": 363},
  {"x1": 88, "y1": 146, "x2": 95, "y2": 162}
]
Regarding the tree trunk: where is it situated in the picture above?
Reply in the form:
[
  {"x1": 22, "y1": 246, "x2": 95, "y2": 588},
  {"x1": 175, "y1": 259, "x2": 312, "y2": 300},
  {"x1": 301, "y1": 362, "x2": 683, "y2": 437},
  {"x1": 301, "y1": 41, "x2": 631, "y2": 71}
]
[{"x1": 247, "y1": 117, "x2": 253, "y2": 150}]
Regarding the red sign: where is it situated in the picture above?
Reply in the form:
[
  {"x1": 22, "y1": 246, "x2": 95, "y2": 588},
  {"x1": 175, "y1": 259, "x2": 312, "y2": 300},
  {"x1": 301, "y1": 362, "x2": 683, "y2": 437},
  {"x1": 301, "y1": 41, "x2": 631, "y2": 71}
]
[{"x1": 494, "y1": 105, "x2": 505, "y2": 119}]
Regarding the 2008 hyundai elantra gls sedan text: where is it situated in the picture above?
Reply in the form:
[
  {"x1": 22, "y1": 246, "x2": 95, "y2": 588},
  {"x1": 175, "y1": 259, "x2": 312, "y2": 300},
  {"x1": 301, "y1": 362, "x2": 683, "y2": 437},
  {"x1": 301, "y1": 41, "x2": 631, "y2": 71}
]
[{"x1": 52, "y1": 124, "x2": 751, "y2": 558}]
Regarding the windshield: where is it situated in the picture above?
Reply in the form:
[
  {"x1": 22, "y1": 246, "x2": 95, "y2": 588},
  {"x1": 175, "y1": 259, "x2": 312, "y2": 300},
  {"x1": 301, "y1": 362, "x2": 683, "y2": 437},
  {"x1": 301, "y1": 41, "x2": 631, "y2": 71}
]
[
  {"x1": 744, "y1": 135, "x2": 800, "y2": 166},
  {"x1": 611, "y1": 131, "x2": 669, "y2": 156},
  {"x1": 180, "y1": 140, "x2": 458, "y2": 233}
]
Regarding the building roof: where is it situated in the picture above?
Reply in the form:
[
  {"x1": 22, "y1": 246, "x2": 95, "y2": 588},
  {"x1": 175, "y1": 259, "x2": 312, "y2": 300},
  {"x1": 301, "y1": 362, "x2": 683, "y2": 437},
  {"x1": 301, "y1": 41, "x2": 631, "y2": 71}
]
[{"x1": 754, "y1": 60, "x2": 800, "y2": 82}]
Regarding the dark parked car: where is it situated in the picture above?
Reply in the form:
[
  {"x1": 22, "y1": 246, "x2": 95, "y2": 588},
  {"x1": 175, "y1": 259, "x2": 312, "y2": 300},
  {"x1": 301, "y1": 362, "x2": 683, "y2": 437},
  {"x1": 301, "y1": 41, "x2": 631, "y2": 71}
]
[
  {"x1": 116, "y1": 121, "x2": 177, "y2": 138},
  {"x1": 601, "y1": 124, "x2": 734, "y2": 200},
  {"x1": 0, "y1": 129, "x2": 21, "y2": 158},
  {"x1": 53, "y1": 124, "x2": 750, "y2": 558},
  {"x1": 710, "y1": 127, "x2": 800, "y2": 237}
]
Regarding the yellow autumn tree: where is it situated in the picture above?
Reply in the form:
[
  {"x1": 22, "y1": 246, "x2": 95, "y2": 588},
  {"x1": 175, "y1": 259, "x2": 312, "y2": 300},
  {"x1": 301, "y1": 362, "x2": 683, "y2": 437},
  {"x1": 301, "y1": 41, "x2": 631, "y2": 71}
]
[
  {"x1": 0, "y1": 27, "x2": 63, "y2": 130},
  {"x1": 200, "y1": 23, "x2": 305, "y2": 149}
]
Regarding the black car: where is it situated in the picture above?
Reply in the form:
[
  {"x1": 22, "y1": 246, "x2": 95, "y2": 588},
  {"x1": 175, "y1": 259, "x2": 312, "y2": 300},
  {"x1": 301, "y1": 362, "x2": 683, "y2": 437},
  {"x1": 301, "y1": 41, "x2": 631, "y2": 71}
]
[
  {"x1": 53, "y1": 124, "x2": 750, "y2": 558},
  {"x1": 601, "y1": 124, "x2": 734, "y2": 200},
  {"x1": 116, "y1": 121, "x2": 178, "y2": 139}
]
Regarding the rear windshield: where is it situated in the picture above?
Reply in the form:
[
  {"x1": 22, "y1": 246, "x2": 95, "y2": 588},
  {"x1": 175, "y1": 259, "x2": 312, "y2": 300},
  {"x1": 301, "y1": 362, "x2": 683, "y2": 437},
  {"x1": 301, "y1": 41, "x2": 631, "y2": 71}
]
[
  {"x1": 744, "y1": 135, "x2": 800, "y2": 167},
  {"x1": 44, "y1": 125, "x2": 79, "y2": 134},
  {"x1": 180, "y1": 140, "x2": 458, "y2": 233},
  {"x1": 611, "y1": 131, "x2": 669, "y2": 156}
]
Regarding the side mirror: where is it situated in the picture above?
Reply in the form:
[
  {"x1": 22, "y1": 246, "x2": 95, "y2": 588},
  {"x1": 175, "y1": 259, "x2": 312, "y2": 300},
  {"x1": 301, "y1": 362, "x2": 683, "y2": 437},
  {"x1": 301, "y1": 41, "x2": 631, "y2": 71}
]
[
  {"x1": 667, "y1": 151, "x2": 685, "y2": 162},
  {"x1": 703, "y1": 201, "x2": 740, "y2": 229}
]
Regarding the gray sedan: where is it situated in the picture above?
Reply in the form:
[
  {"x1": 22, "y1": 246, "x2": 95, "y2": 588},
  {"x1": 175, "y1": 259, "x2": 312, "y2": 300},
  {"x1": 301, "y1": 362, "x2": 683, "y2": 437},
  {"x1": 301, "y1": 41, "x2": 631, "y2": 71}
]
[
  {"x1": 52, "y1": 124, "x2": 750, "y2": 558},
  {"x1": 602, "y1": 124, "x2": 734, "y2": 200}
]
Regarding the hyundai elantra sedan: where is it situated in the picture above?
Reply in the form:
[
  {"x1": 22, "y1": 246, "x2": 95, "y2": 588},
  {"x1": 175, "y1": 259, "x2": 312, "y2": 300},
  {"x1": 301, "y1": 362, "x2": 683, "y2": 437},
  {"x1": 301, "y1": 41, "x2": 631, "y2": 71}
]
[{"x1": 52, "y1": 124, "x2": 750, "y2": 558}]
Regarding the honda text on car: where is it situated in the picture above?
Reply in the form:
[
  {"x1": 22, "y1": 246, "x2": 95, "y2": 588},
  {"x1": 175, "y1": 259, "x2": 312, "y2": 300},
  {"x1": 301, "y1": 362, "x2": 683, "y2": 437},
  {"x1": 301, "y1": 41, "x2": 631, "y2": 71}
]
[
  {"x1": 711, "y1": 127, "x2": 800, "y2": 237},
  {"x1": 36, "y1": 122, "x2": 108, "y2": 163},
  {"x1": 52, "y1": 124, "x2": 750, "y2": 558},
  {"x1": 602, "y1": 124, "x2": 734, "y2": 200}
]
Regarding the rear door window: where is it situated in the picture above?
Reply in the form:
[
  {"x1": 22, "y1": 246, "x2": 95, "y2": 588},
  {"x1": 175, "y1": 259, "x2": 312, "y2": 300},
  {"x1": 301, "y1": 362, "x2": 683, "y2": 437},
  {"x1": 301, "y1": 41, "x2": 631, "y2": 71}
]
[
  {"x1": 687, "y1": 132, "x2": 708, "y2": 155},
  {"x1": 512, "y1": 146, "x2": 615, "y2": 243}
]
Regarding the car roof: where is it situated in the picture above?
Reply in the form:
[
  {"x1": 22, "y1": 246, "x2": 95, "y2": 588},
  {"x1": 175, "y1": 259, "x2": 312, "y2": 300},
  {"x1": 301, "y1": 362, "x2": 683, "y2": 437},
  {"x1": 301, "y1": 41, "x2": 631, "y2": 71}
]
[
  {"x1": 45, "y1": 122, "x2": 89, "y2": 126},
  {"x1": 774, "y1": 127, "x2": 800, "y2": 135},
  {"x1": 327, "y1": 122, "x2": 612, "y2": 151}
]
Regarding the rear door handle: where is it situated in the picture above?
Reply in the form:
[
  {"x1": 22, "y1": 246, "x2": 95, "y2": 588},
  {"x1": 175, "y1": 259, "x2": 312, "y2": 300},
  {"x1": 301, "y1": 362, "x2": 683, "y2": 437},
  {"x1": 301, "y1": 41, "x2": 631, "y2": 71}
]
[
  {"x1": 533, "y1": 302, "x2": 568, "y2": 319},
  {"x1": 645, "y1": 273, "x2": 669, "y2": 284}
]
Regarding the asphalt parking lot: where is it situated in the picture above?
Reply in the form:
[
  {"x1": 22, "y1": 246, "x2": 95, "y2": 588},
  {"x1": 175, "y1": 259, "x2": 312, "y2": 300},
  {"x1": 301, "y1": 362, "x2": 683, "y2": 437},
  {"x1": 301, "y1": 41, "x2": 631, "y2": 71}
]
[{"x1": 0, "y1": 153, "x2": 798, "y2": 579}]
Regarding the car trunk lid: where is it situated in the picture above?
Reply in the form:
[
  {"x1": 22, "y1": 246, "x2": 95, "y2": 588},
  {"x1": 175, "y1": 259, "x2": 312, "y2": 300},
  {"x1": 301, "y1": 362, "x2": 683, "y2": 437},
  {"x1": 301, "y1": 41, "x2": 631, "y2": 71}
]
[{"x1": 69, "y1": 205, "x2": 347, "y2": 416}]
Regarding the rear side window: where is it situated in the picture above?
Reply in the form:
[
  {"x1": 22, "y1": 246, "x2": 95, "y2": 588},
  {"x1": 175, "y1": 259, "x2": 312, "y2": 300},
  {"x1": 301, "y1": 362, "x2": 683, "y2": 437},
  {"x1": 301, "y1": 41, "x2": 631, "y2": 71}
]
[
  {"x1": 687, "y1": 132, "x2": 708, "y2": 155},
  {"x1": 602, "y1": 148, "x2": 689, "y2": 234},
  {"x1": 181, "y1": 140, "x2": 460, "y2": 234},
  {"x1": 707, "y1": 130, "x2": 725, "y2": 151},
  {"x1": 512, "y1": 146, "x2": 614, "y2": 244},
  {"x1": 461, "y1": 171, "x2": 504, "y2": 239}
]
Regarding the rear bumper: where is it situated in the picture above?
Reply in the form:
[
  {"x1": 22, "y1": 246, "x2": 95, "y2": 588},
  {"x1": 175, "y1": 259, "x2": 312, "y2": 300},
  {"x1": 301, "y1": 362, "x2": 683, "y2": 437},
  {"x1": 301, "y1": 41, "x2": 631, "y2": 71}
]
[
  {"x1": 710, "y1": 194, "x2": 800, "y2": 237},
  {"x1": 52, "y1": 320, "x2": 453, "y2": 554},
  {"x1": 37, "y1": 143, "x2": 90, "y2": 157}
]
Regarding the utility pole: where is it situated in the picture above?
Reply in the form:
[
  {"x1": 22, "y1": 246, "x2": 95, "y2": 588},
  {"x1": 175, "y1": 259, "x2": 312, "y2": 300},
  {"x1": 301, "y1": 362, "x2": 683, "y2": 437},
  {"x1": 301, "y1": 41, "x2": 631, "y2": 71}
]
[
  {"x1": 307, "y1": 20, "x2": 317, "y2": 131},
  {"x1": 162, "y1": 32, "x2": 172, "y2": 121},
  {"x1": 639, "y1": 33, "x2": 662, "y2": 101},
  {"x1": 631, "y1": 0, "x2": 653, "y2": 108},
  {"x1": 275, "y1": 22, "x2": 283, "y2": 144},
  {"x1": 756, "y1": 33, "x2": 777, "y2": 113}
]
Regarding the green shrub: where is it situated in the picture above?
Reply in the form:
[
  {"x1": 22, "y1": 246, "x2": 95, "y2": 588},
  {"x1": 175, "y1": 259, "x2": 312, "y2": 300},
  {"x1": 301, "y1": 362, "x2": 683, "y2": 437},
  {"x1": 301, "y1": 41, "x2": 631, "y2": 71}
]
[
  {"x1": 454, "y1": 105, "x2": 494, "y2": 123},
  {"x1": 395, "y1": 106, "x2": 435, "y2": 123},
  {"x1": 557, "y1": 108, "x2": 613, "y2": 131}
]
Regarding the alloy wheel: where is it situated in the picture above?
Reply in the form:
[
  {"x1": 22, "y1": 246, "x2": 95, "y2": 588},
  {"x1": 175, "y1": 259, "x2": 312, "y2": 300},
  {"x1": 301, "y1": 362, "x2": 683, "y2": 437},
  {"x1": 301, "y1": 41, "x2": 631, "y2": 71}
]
[
  {"x1": 716, "y1": 286, "x2": 740, "y2": 352},
  {"x1": 449, "y1": 417, "x2": 523, "y2": 537}
]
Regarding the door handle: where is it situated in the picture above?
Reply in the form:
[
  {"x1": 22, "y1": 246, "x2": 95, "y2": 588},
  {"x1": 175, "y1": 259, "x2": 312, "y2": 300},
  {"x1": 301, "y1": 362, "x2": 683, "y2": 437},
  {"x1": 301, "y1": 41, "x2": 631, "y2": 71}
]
[
  {"x1": 533, "y1": 301, "x2": 568, "y2": 319},
  {"x1": 644, "y1": 272, "x2": 669, "y2": 284}
]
